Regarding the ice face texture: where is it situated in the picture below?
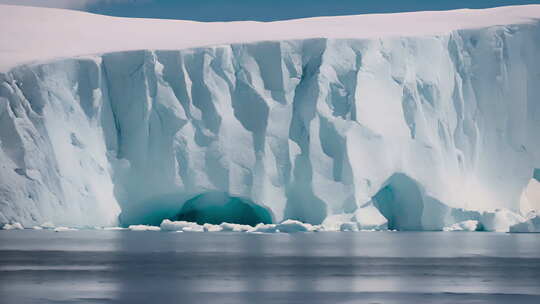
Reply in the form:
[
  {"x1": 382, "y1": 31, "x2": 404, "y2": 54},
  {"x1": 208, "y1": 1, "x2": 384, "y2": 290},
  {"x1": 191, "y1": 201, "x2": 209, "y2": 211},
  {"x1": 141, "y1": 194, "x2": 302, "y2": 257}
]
[{"x1": 0, "y1": 6, "x2": 539, "y2": 228}]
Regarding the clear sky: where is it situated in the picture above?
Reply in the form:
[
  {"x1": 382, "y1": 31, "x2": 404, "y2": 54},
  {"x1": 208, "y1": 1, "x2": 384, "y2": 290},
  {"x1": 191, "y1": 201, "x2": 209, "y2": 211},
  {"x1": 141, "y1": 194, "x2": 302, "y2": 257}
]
[{"x1": 3, "y1": 0, "x2": 540, "y2": 21}]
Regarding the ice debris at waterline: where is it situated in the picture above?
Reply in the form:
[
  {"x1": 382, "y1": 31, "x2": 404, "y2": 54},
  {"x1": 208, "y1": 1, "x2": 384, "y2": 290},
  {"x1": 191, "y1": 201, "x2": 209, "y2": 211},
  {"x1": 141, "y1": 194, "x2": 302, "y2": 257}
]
[
  {"x1": 127, "y1": 225, "x2": 161, "y2": 232},
  {"x1": 53, "y1": 227, "x2": 78, "y2": 232},
  {"x1": 3, "y1": 213, "x2": 539, "y2": 233},
  {"x1": 2, "y1": 222, "x2": 24, "y2": 230},
  {"x1": 1, "y1": 5, "x2": 540, "y2": 230},
  {"x1": 160, "y1": 219, "x2": 323, "y2": 233},
  {"x1": 510, "y1": 215, "x2": 540, "y2": 233},
  {"x1": 443, "y1": 220, "x2": 480, "y2": 232}
]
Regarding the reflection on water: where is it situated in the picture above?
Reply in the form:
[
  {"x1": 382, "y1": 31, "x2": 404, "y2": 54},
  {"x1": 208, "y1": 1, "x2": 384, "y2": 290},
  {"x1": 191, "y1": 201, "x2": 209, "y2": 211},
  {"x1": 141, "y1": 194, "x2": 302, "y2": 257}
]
[{"x1": 1, "y1": 231, "x2": 540, "y2": 303}]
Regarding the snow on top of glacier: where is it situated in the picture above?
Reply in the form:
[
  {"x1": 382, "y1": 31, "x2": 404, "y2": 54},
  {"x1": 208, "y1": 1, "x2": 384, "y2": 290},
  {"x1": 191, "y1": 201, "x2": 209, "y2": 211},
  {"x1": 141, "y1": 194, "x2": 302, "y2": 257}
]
[{"x1": 0, "y1": 4, "x2": 539, "y2": 72}]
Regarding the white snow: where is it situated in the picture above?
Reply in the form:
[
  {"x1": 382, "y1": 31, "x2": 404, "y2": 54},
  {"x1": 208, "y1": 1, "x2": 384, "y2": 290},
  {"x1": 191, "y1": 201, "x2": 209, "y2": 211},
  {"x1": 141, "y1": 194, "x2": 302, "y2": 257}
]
[
  {"x1": 443, "y1": 220, "x2": 480, "y2": 232},
  {"x1": 127, "y1": 225, "x2": 161, "y2": 231},
  {"x1": 353, "y1": 204, "x2": 388, "y2": 230},
  {"x1": 40, "y1": 222, "x2": 56, "y2": 229},
  {"x1": 276, "y1": 220, "x2": 322, "y2": 233},
  {"x1": 321, "y1": 207, "x2": 387, "y2": 231},
  {"x1": 161, "y1": 220, "x2": 255, "y2": 232},
  {"x1": 160, "y1": 220, "x2": 203, "y2": 232},
  {"x1": 203, "y1": 223, "x2": 222, "y2": 232},
  {"x1": 321, "y1": 214, "x2": 355, "y2": 231},
  {"x1": 0, "y1": 5, "x2": 540, "y2": 72},
  {"x1": 102, "y1": 226, "x2": 127, "y2": 231},
  {"x1": 248, "y1": 223, "x2": 278, "y2": 233},
  {"x1": 160, "y1": 219, "x2": 324, "y2": 233},
  {"x1": 2, "y1": 222, "x2": 24, "y2": 230},
  {"x1": 1, "y1": 5, "x2": 540, "y2": 231},
  {"x1": 480, "y1": 209, "x2": 525, "y2": 232},
  {"x1": 53, "y1": 226, "x2": 77, "y2": 232},
  {"x1": 219, "y1": 222, "x2": 253, "y2": 232}
]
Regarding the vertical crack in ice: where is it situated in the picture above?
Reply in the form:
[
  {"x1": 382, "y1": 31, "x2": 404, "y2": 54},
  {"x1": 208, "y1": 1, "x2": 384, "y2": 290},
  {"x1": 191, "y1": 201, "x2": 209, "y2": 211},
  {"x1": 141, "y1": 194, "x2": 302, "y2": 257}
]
[{"x1": 283, "y1": 39, "x2": 328, "y2": 224}]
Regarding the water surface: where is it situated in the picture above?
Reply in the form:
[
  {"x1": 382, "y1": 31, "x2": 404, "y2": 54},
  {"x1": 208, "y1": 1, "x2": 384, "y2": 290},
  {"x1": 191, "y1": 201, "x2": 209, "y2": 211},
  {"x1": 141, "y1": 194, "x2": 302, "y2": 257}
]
[{"x1": 1, "y1": 231, "x2": 539, "y2": 303}]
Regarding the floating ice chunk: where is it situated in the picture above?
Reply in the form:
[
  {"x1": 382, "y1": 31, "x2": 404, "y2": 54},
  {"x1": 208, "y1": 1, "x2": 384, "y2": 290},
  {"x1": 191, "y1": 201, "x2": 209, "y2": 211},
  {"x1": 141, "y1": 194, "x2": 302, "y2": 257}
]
[
  {"x1": 2, "y1": 222, "x2": 24, "y2": 230},
  {"x1": 40, "y1": 222, "x2": 55, "y2": 229},
  {"x1": 128, "y1": 225, "x2": 160, "y2": 231},
  {"x1": 32, "y1": 226, "x2": 43, "y2": 230},
  {"x1": 160, "y1": 220, "x2": 256, "y2": 232},
  {"x1": 277, "y1": 220, "x2": 311, "y2": 232},
  {"x1": 160, "y1": 219, "x2": 190, "y2": 231},
  {"x1": 160, "y1": 220, "x2": 203, "y2": 232},
  {"x1": 510, "y1": 216, "x2": 540, "y2": 233},
  {"x1": 339, "y1": 222, "x2": 359, "y2": 232},
  {"x1": 276, "y1": 220, "x2": 321, "y2": 233},
  {"x1": 443, "y1": 220, "x2": 480, "y2": 232},
  {"x1": 103, "y1": 227, "x2": 127, "y2": 231},
  {"x1": 322, "y1": 214, "x2": 355, "y2": 231},
  {"x1": 249, "y1": 221, "x2": 324, "y2": 233},
  {"x1": 203, "y1": 223, "x2": 222, "y2": 232},
  {"x1": 182, "y1": 225, "x2": 204, "y2": 232},
  {"x1": 54, "y1": 227, "x2": 78, "y2": 232},
  {"x1": 219, "y1": 222, "x2": 253, "y2": 232},
  {"x1": 480, "y1": 209, "x2": 525, "y2": 232},
  {"x1": 248, "y1": 223, "x2": 278, "y2": 233},
  {"x1": 353, "y1": 204, "x2": 388, "y2": 230}
]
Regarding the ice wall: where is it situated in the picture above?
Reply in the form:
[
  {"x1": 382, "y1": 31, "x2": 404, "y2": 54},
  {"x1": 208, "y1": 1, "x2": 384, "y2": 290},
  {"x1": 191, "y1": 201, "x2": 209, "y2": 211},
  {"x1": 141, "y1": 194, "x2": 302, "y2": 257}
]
[{"x1": 1, "y1": 21, "x2": 539, "y2": 228}]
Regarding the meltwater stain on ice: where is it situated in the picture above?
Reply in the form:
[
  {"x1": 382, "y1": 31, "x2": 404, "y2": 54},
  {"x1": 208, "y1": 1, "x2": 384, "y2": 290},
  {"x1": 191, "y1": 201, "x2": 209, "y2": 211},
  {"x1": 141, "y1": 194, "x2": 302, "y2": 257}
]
[{"x1": 174, "y1": 191, "x2": 273, "y2": 226}]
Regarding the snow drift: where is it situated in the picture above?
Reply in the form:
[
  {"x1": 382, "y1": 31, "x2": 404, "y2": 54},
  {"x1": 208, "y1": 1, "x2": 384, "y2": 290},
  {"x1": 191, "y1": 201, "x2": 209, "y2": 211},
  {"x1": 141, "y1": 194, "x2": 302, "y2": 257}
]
[{"x1": 0, "y1": 5, "x2": 540, "y2": 230}]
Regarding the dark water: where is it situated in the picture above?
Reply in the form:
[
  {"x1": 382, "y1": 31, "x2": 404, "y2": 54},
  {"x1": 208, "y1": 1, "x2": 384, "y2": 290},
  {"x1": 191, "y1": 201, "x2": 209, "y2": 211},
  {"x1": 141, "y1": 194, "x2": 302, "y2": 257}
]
[{"x1": 1, "y1": 231, "x2": 539, "y2": 304}]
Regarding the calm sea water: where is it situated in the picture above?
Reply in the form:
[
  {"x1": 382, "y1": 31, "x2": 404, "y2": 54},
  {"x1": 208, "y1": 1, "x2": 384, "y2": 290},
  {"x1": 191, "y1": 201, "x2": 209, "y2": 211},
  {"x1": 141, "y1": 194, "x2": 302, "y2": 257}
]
[{"x1": 1, "y1": 230, "x2": 539, "y2": 304}]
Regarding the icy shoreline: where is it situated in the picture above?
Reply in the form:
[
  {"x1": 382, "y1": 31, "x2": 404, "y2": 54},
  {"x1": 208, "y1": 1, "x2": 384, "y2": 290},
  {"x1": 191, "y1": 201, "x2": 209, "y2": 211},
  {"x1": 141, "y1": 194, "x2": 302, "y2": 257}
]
[{"x1": 3, "y1": 213, "x2": 540, "y2": 233}]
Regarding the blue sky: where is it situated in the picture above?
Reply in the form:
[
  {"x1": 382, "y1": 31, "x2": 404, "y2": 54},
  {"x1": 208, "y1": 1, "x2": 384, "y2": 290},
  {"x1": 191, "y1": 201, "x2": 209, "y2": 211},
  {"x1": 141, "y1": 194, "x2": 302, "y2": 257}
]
[{"x1": 3, "y1": 0, "x2": 540, "y2": 21}]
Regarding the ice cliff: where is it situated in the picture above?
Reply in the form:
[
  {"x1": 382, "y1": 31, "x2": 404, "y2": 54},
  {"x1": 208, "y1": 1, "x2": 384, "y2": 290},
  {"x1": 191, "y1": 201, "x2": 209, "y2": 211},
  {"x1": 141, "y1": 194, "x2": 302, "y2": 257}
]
[{"x1": 1, "y1": 5, "x2": 540, "y2": 229}]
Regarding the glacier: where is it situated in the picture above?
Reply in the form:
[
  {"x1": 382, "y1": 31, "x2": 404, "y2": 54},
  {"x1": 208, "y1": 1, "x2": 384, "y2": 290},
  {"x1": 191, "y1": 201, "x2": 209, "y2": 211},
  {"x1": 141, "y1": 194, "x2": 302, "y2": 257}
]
[{"x1": 0, "y1": 5, "x2": 540, "y2": 230}]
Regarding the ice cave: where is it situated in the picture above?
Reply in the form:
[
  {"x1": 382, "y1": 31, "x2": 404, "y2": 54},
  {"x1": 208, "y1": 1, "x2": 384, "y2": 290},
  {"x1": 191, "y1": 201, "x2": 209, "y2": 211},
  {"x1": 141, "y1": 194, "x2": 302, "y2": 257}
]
[{"x1": 174, "y1": 192, "x2": 273, "y2": 226}]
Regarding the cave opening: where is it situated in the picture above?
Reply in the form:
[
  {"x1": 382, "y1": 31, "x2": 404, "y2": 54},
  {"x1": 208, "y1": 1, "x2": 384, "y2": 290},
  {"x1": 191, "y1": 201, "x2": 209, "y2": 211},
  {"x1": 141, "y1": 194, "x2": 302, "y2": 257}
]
[
  {"x1": 174, "y1": 191, "x2": 273, "y2": 226},
  {"x1": 372, "y1": 173, "x2": 424, "y2": 231}
]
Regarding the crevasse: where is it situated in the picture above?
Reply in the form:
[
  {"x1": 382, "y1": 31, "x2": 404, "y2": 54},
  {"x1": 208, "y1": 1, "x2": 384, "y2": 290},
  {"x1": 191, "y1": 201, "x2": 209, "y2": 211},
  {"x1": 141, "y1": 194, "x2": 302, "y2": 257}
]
[{"x1": 1, "y1": 23, "x2": 540, "y2": 228}]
